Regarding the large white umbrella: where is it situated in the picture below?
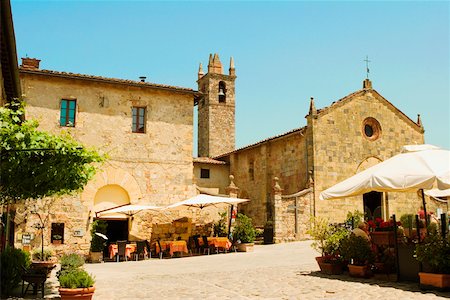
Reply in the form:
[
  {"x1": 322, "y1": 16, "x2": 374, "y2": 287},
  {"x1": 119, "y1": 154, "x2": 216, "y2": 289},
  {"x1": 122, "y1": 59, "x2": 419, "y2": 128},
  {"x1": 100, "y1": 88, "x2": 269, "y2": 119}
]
[
  {"x1": 166, "y1": 194, "x2": 249, "y2": 210},
  {"x1": 320, "y1": 145, "x2": 450, "y2": 200},
  {"x1": 96, "y1": 204, "x2": 162, "y2": 217},
  {"x1": 319, "y1": 144, "x2": 450, "y2": 228}
]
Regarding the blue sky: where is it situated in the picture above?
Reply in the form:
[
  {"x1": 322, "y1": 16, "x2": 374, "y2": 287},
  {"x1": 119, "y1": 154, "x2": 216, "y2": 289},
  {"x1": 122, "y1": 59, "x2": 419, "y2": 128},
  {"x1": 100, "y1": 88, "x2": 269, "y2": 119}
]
[{"x1": 11, "y1": 1, "x2": 450, "y2": 154}]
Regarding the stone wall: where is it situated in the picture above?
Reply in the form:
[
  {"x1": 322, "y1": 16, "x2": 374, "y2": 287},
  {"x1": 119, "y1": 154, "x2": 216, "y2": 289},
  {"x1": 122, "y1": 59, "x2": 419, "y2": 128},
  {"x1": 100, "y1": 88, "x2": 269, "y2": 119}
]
[
  {"x1": 193, "y1": 162, "x2": 230, "y2": 194},
  {"x1": 311, "y1": 84, "x2": 424, "y2": 222},
  {"x1": 228, "y1": 130, "x2": 308, "y2": 227},
  {"x1": 14, "y1": 71, "x2": 198, "y2": 255}
]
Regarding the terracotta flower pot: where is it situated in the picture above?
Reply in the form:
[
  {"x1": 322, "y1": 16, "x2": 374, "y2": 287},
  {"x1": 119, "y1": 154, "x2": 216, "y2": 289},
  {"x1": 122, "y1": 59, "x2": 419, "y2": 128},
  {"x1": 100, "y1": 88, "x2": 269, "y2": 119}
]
[
  {"x1": 348, "y1": 264, "x2": 372, "y2": 278},
  {"x1": 419, "y1": 272, "x2": 450, "y2": 290},
  {"x1": 237, "y1": 243, "x2": 254, "y2": 252},
  {"x1": 59, "y1": 287, "x2": 95, "y2": 300}
]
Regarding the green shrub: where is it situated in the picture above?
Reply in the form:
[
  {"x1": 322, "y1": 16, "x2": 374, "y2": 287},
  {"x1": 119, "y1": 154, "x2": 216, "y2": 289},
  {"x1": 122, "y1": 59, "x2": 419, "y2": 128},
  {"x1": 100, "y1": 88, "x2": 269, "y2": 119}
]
[
  {"x1": 307, "y1": 216, "x2": 332, "y2": 256},
  {"x1": 233, "y1": 213, "x2": 256, "y2": 243},
  {"x1": 340, "y1": 234, "x2": 375, "y2": 266},
  {"x1": 31, "y1": 247, "x2": 54, "y2": 261},
  {"x1": 60, "y1": 253, "x2": 85, "y2": 270},
  {"x1": 415, "y1": 230, "x2": 450, "y2": 274},
  {"x1": 213, "y1": 212, "x2": 228, "y2": 237},
  {"x1": 345, "y1": 210, "x2": 364, "y2": 228},
  {"x1": 400, "y1": 214, "x2": 416, "y2": 229},
  {"x1": 323, "y1": 226, "x2": 350, "y2": 257},
  {"x1": 1, "y1": 247, "x2": 31, "y2": 296},
  {"x1": 90, "y1": 219, "x2": 108, "y2": 252},
  {"x1": 59, "y1": 268, "x2": 95, "y2": 289}
]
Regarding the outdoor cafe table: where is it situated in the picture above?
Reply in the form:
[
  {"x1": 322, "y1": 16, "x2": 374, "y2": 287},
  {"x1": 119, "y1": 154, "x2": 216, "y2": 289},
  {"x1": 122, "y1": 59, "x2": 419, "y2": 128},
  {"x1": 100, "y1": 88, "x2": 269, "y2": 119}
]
[
  {"x1": 108, "y1": 243, "x2": 136, "y2": 259},
  {"x1": 199, "y1": 237, "x2": 232, "y2": 250},
  {"x1": 155, "y1": 240, "x2": 188, "y2": 257}
]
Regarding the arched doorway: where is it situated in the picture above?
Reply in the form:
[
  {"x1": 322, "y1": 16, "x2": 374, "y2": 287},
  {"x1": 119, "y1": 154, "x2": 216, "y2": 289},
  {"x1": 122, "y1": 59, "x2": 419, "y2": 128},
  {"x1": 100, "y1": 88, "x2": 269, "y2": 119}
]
[
  {"x1": 363, "y1": 191, "x2": 382, "y2": 221},
  {"x1": 94, "y1": 184, "x2": 130, "y2": 242}
]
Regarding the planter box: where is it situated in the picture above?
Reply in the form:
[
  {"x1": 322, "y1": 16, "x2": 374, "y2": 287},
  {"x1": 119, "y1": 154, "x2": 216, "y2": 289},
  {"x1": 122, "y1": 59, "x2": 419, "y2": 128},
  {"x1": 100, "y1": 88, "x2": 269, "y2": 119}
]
[
  {"x1": 59, "y1": 287, "x2": 95, "y2": 300},
  {"x1": 348, "y1": 264, "x2": 372, "y2": 278},
  {"x1": 370, "y1": 231, "x2": 395, "y2": 245},
  {"x1": 419, "y1": 272, "x2": 450, "y2": 290},
  {"x1": 237, "y1": 243, "x2": 254, "y2": 252}
]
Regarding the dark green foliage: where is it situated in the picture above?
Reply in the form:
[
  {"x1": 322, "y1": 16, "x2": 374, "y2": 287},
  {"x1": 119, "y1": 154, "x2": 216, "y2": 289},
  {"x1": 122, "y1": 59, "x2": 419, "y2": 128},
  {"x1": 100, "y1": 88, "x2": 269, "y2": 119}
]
[
  {"x1": 31, "y1": 248, "x2": 54, "y2": 261},
  {"x1": 213, "y1": 212, "x2": 228, "y2": 237},
  {"x1": 60, "y1": 253, "x2": 85, "y2": 271},
  {"x1": 90, "y1": 219, "x2": 108, "y2": 252},
  {"x1": 0, "y1": 101, "x2": 104, "y2": 202},
  {"x1": 415, "y1": 230, "x2": 450, "y2": 274},
  {"x1": 340, "y1": 234, "x2": 375, "y2": 266},
  {"x1": 59, "y1": 268, "x2": 94, "y2": 289},
  {"x1": 1, "y1": 247, "x2": 31, "y2": 296},
  {"x1": 233, "y1": 213, "x2": 256, "y2": 243}
]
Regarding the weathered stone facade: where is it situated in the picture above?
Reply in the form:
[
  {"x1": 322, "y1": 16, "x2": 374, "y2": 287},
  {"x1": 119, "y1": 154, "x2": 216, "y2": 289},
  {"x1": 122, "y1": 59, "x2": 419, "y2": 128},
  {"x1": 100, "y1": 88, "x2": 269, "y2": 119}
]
[
  {"x1": 14, "y1": 58, "x2": 201, "y2": 254},
  {"x1": 197, "y1": 54, "x2": 236, "y2": 158},
  {"x1": 212, "y1": 79, "x2": 427, "y2": 242}
]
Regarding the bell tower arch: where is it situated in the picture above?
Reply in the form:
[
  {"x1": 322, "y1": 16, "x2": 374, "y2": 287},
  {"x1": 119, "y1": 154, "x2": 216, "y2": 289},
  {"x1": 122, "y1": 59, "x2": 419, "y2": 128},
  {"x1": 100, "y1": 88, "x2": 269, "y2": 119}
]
[{"x1": 197, "y1": 53, "x2": 236, "y2": 157}]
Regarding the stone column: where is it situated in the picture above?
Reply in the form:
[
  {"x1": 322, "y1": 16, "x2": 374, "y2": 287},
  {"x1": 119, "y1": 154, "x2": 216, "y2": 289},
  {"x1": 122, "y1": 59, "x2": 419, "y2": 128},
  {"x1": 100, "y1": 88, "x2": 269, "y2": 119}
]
[
  {"x1": 226, "y1": 175, "x2": 240, "y2": 237},
  {"x1": 273, "y1": 177, "x2": 284, "y2": 244}
]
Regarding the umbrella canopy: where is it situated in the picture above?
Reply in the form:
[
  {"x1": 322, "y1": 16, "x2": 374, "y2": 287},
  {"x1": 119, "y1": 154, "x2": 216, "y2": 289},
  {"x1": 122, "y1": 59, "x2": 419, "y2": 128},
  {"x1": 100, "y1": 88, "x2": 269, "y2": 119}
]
[
  {"x1": 425, "y1": 188, "x2": 450, "y2": 199},
  {"x1": 166, "y1": 194, "x2": 249, "y2": 210},
  {"x1": 320, "y1": 145, "x2": 450, "y2": 201},
  {"x1": 96, "y1": 204, "x2": 162, "y2": 217}
]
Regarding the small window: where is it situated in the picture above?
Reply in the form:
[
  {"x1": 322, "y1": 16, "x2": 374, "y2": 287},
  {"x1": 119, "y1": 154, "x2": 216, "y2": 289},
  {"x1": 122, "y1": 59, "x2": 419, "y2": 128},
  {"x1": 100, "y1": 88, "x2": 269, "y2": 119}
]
[
  {"x1": 60, "y1": 99, "x2": 76, "y2": 127},
  {"x1": 132, "y1": 107, "x2": 146, "y2": 133},
  {"x1": 218, "y1": 81, "x2": 226, "y2": 103},
  {"x1": 51, "y1": 223, "x2": 64, "y2": 244},
  {"x1": 249, "y1": 161, "x2": 254, "y2": 181},
  {"x1": 200, "y1": 168, "x2": 210, "y2": 179},
  {"x1": 362, "y1": 117, "x2": 381, "y2": 141}
]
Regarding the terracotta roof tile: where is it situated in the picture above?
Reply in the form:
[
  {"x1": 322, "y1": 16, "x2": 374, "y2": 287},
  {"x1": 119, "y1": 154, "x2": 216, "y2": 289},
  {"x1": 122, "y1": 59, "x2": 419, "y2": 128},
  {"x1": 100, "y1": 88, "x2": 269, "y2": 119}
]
[
  {"x1": 193, "y1": 157, "x2": 227, "y2": 165},
  {"x1": 19, "y1": 67, "x2": 199, "y2": 95},
  {"x1": 215, "y1": 127, "x2": 306, "y2": 158}
]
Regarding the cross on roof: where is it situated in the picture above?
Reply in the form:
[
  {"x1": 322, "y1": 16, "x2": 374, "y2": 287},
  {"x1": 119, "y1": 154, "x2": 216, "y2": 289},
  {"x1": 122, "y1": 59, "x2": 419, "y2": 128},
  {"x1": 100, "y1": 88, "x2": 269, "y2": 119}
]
[{"x1": 364, "y1": 55, "x2": 371, "y2": 79}]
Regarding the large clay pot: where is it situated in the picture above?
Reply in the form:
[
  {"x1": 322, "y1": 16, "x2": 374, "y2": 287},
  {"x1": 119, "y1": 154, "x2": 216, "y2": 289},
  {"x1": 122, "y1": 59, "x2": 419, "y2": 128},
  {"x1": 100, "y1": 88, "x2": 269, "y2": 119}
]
[
  {"x1": 419, "y1": 272, "x2": 450, "y2": 290},
  {"x1": 89, "y1": 251, "x2": 103, "y2": 263},
  {"x1": 237, "y1": 243, "x2": 254, "y2": 252},
  {"x1": 348, "y1": 264, "x2": 372, "y2": 278},
  {"x1": 59, "y1": 287, "x2": 95, "y2": 300}
]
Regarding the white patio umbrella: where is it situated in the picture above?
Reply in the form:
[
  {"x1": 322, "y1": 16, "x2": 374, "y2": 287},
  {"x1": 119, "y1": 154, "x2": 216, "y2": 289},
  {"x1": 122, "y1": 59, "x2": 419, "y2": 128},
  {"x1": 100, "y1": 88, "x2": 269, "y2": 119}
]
[
  {"x1": 96, "y1": 204, "x2": 162, "y2": 217},
  {"x1": 165, "y1": 194, "x2": 249, "y2": 210},
  {"x1": 319, "y1": 145, "x2": 450, "y2": 227}
]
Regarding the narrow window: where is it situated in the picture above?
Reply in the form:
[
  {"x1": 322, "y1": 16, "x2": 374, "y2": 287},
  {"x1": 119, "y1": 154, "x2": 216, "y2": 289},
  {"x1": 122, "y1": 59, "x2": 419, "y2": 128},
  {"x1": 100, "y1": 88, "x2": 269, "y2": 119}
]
[
  {"x1": 51, "y1": 223, "x2": 64, "y2": 244},
  {"x1": 132, "y1": 107, "x2": 146, "y2": 133},
  {"x1": 218, "y1": 81, "x2": 226, "y2": 103},
  {"x1": 60, "y1": 99, "x2": 76, "y2": 127},
  {"x1": 200, "y1": 168, "x2": 210, "y2": 179},
  {"x1": 249, "y1": 161, "x2": 254, "y2": 181}
]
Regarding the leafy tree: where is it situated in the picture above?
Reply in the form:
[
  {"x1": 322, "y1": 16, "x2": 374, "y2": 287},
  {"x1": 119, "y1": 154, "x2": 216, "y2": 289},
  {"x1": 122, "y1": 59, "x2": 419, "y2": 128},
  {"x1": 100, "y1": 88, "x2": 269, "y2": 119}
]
[{"x1": 0, "y1": 101, "x2": 104, "y2": 202}]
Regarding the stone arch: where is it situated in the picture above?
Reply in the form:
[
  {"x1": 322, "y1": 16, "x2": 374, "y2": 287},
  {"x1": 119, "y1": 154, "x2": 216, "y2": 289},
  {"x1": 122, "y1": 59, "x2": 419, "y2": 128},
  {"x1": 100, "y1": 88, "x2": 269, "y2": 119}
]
[
  {"x1": 81, "y1": 166, "x2": 142, "y2": 216},
  {"x1": 355, "y1": 156, "x2": 382, "y2": 174}
]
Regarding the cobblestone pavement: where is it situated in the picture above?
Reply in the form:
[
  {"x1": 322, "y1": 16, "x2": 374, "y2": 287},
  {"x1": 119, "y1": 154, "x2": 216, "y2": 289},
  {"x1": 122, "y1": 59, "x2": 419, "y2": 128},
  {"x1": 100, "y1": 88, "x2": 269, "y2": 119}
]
[{"x1": 80, "y1": 241, "x2": 449, "y2": 300}]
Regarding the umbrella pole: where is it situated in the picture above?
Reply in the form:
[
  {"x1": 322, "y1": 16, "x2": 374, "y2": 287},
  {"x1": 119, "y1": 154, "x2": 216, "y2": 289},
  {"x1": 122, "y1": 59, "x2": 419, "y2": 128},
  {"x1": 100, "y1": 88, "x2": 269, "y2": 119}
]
[
  {"x1": 228, "y1": 205, "x2": 234, "y2": 239},
  {"x1": 420, "y1": 189, "x2": 429, "y2": 234}
]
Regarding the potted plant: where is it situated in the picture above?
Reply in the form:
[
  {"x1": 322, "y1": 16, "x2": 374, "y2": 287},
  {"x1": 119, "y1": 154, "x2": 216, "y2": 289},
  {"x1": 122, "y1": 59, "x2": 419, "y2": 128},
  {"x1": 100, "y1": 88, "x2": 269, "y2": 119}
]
[
  {"x1": 340, "y1": 234, "x2": 375, "y2": 277},
  {"x1": 308, "y1": 217, "x2": 349, "y2": 275},
  {"x1": 89, "y1": 219, "x2": 107, "y2": 263},
  {"x1": 233, "y1": 213, "x2": 256, "y2": 252},
  {"x1": 213, "y1": 212, "x2": 228, "y2": 237},
  {"x1": 58, "y1": 253, "x2": 95, "y2": 299},
  {"x1": 368, "y1": 218, "x2": 401, "y2": 246},
  {"x1": 1, "y1": 247, "x2": 31, "y2": 297},
  {"x1": 31, "y1": 247, "x2": 56, "y2": 277},
  {"x1": 415, "y1": 229, "x2": 450, "y2": 290}
]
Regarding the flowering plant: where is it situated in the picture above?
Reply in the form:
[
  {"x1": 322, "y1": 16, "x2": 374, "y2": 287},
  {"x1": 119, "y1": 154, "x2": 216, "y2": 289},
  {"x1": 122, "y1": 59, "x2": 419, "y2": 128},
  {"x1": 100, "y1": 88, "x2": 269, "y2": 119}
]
[{"x1": 367, "y1": 218, "x2": 401, "y2": 231}]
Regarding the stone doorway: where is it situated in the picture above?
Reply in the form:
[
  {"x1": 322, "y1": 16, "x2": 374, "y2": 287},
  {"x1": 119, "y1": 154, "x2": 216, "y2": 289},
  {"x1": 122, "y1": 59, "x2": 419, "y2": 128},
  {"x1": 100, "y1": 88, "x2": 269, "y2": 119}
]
[
  {"x1": 363, "y1": 191, "x2": 382, "y2": 221},
  {"x1": 104, "y1": 219, "x2": 129, "y2": 242}
]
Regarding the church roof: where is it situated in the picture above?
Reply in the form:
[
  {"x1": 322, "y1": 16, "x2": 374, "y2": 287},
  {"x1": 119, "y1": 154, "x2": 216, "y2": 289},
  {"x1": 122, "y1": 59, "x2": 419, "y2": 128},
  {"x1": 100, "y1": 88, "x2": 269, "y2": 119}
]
[
  {"x1": 214, "y1": 127, "x2": 306, "y2": 159},
  {"x1": 314, "y1": 87, "x2": 422, "y2": 132},
  {"x1": 193, "y1": 157, "x2": 227, "y2": 165},
  {"x1": 19, "y1": 68, "x2": 200, "y2": 96}
]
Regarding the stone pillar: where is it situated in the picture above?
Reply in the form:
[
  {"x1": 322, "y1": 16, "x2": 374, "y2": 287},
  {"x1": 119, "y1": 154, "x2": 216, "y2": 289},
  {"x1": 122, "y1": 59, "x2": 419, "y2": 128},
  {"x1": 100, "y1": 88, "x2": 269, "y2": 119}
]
[
  {"x1": 226, "y1": 175, "x2": 240, "y2": 236},
  {"x1": 225, "y1": 175, "x2": 239, "y2": 198},
  {"x1": 273, "y1": 177, "x2": 284, "y2": 244}
]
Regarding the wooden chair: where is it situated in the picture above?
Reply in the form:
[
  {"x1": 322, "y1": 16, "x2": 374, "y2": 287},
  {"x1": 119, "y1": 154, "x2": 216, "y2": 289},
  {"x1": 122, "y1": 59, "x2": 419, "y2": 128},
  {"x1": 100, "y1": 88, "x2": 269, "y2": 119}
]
[
  {"x1": 116, "y1": 240, "x2": 128, "y2": 262},
  {"x1": 157, "y1": 240, "x2": 170, "y2": 259},
  {"x1": 134, "y1": 241, "x2": 147, "y2": 261},
  {"x1": 202, "y1": 236, "x2": 214, "y2": 255}
]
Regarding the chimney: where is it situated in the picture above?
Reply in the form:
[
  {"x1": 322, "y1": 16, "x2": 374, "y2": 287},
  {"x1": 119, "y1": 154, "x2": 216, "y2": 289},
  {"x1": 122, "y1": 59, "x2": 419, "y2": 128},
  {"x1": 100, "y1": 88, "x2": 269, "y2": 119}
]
[
  {"x1": 139, "y1": 76, "x2": 146, "y2": 82},
  {"x1": 21, "y1": 57, "x2": 41, "y2": 70},
  {"x1": 363, "y1": 78, "x2": 372, "y2": 89}
]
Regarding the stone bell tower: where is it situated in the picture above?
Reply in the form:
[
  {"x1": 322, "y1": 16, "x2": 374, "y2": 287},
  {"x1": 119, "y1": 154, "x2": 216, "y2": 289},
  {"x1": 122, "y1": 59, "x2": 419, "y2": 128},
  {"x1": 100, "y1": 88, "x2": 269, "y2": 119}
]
[{"x1": 197, "y1": 53, "x2": 236, "y2": 157}]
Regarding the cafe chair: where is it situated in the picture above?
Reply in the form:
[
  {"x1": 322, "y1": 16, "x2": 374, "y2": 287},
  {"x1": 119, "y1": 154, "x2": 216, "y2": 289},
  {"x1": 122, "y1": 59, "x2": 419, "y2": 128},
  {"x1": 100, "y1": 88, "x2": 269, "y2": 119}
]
[
  {"x1": 157, "y1": 240, "x2": 170, "y2": 259},
  {"x1": 134, "y1": 241, "x2": 147, "y2": 261},
  {"x1": 202, "y1": 236, "x2": 214, "y2": 255},
  {"x1": 116, "y1": 240, "x2": 128, "y2": 262}
]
